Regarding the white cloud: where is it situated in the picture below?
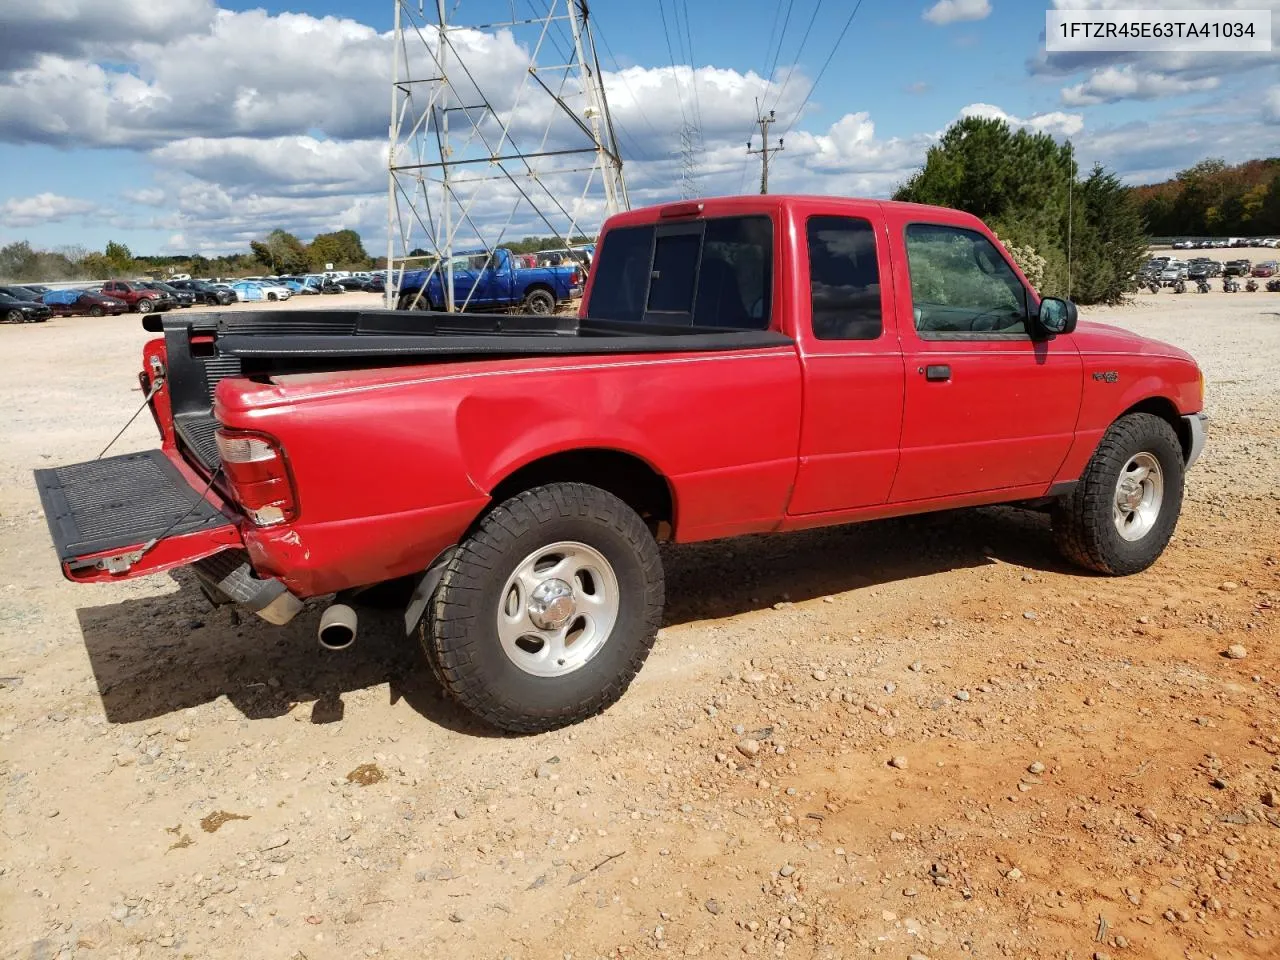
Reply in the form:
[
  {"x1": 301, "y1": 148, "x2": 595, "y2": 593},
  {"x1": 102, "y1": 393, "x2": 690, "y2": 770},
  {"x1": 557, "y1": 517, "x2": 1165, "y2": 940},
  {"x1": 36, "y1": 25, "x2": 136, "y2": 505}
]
[
  {"x1": 923, "y1": 0, "x2": 992, "y2": 26},
  {"x1": 1061, "y1": 66, "x2": 1220, "y2": 106},
  {"x1": 1264, "y1": 86, "x2": 1280, "y2": 123},
  {"x1": 959, "y1": 103, "x2": 1085, "y2": 137},
  {"x1": 152, "y1": 137, "x2": 388, "y2": 197},
  {"x1": 0, "y1": 193, "x2": 100, "y2": 228}
]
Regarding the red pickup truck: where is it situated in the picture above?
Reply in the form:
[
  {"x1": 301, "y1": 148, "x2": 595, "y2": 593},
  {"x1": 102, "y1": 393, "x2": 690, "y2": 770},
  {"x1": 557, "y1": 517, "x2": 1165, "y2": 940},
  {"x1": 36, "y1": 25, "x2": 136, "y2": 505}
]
[
  {"x1": 100, "y1": 279, "x2": 174, "y2": 314},
  {"x1": 35, "y1": 196, "x2": 1206, "y2": 733}
]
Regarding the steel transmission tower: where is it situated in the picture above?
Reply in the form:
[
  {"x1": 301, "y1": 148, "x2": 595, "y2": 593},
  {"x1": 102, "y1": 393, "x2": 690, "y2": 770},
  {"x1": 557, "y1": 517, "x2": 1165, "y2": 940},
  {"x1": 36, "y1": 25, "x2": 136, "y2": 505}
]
[
  {"x1": 386, "y1": 0, "x2": 629, "y2": 309},
  {"x1": 678, "y1": 122, "x2": 701, "y2": 200}
]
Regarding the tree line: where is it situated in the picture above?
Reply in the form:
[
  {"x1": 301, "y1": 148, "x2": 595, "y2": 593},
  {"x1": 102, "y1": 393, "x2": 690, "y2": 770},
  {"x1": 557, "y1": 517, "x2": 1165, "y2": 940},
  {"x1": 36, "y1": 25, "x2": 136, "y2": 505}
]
[{"x1": 1131, "y1": 158, "x2": 1280, "y2": 238}]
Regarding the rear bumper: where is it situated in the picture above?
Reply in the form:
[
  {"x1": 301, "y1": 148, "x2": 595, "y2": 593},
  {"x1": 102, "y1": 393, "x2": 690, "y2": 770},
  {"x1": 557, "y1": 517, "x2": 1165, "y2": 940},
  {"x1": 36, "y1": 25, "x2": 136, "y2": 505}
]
[{"x1": 1184, "y1": 412, "x2": 1208, "y2": 469}]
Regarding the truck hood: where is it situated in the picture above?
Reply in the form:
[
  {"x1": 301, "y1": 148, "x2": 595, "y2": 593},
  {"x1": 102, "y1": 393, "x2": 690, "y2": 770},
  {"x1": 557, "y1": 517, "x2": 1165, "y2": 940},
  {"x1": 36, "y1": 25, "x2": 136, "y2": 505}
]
[{"x1": 1071, "y1": 319, "x2": 1195, "y2": 364}]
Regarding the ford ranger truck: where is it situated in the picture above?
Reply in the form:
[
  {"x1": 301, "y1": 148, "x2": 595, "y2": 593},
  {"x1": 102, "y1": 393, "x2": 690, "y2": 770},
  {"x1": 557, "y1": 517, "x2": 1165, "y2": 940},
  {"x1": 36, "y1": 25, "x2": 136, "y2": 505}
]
[
  {"x1": 33, "y1": 196, "x2": 1207, "y2": 734},
  {"x1": 396, "y1": 247, "x2": 582, "y2": 315}
]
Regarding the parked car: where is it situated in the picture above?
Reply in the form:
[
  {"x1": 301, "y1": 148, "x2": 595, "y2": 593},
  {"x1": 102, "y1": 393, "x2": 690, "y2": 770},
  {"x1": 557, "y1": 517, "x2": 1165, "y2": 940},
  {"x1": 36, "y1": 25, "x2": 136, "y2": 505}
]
[
  {"x1": 42, "y1": 289, "x2": 129, "y2": 317},
  {"x1": 1251, "y1": 261, "x2": 1277, "y2": 278},
  {"x1": 0, "y1": 284, "x2": 50, "y2": 303},
  {"x1": 229, "y1": 281, "x2": 270, "y2": 303},
  {"x1": 336, "y1": 276, "x2": 378, "y2": 291},
  {"x1": 100, "y1": 279, "x2": 173, "y2": 314},
  {"x1": 141, "y1": 281, "x2": 196, "y2": 309},
  {"x1": 276, "y1": 277, "x2": 319, "y2": 296},
  {"x1": 169, "y1": 279, "x2": 235, "y2": 306},
  {"x1": 1158, "y1": 260, "x2": 1188, "y2": 284},
  {"x1": 0, "y1": 291, "x2": 52, "y2": 323},
  {"x1": 397, "y1": 247, "x2": 582, "y2": 314},
  {"x1": 1171, "y1": 239, "x2": 1195, "y2": 250},
  {"x1": 1187, "y1": 260, "x2": 1222, "y2": 279},
  {"x1": 1223, "y1": 259, "x2": 1251, "y2": 276},
  {"x1": 33, "y1": 195, "x2": 1207, "y2": 734}
]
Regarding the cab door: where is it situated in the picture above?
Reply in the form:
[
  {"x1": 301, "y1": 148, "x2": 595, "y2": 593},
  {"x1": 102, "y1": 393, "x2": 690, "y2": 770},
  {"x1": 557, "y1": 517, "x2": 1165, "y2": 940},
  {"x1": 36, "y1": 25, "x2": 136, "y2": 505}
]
[
  {"x1": 787, "y1": 208, "x2": 906, "y2": 515},
  {"x1": 883, "y1": 212, "x2": 1082, "y2": 503}
]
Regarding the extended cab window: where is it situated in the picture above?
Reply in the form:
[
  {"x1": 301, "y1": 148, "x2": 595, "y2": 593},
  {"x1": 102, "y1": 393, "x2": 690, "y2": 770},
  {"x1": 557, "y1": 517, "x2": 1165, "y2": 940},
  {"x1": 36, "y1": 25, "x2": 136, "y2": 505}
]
[
  {"x1": 807, "y1": 216, "x2": 882, "y2": 340},
  {"x1": 905, "y1": 224, "x2": 1027, "y2": 337},
  {"x1": 586, "y1": 216, "x2": 772, "y2": 329}
]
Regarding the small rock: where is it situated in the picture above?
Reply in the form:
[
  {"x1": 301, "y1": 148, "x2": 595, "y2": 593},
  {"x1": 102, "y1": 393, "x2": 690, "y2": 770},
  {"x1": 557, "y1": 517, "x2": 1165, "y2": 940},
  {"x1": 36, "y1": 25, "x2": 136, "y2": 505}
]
[
  {"x1": 1226, "y1": 644, "x2": 1248, "y2": 660},
  {"x1": 1094, "y1": 953, "x2": 1112, "y2": 960},
  {"x1": 1219, "y1": 581, "x2": 1240, "y2": 592},
  {"x1": 174, "y1": 726, "x2": 192, "y2": 743},
  {"x1": 453, "y1": 804, "x2": 470, "y2": 820},
  {"x1": 884, "y1": 681, "x2": 897, "y2": 694},
  {"x1": 1027, "y1": 761, "x2": 1046, "y2": 775},
  {"x1": 535, "y1": 763, "x2": 554, "y2": 779},
  {"x1": 909, "y1": 661, "x2": 922, "y2": 673},
  {"x1": 955, "y1": 690, "x2": 970, "y2": 702},
  {"x1": 889, "y1": 755, "x2": 908, "y2": 770},
  {"x1": 812, "y1": 669, "x2": 827, "y2": 682},
  {"x1": 736, "y1": 739, "x2": 761, "y2": 759},
  {"x1": 1005, "y1": 868, "x2": 1023, "y2": 881},
  {"x1": 260, "y1": 832, "x2": 290, "y2": 851},
  {"x1": 1137, "y1": 808, "x2": 1159, "y2": 825},
  {"x1": 908, "y1": 954, "x2": 931, "y2": 960},
  {"x1": 448, "y1": 911, "x2": 465, "y2": 923},
  {"x1": 889, "y1": 831, "x2": 906, "y2": 842},
  {"x1": 1022, "y1": 610, "x2": 1038, "y2": 620},
  {"x1": 1261, "y1": 790, "x2": 1278, "y2": 808},
  {"x1": 704, "y1": 899, "x2": 722, "y2": 915},
  {"x1": 779, "y1": 864, "x2": 795, "y2": 878}
]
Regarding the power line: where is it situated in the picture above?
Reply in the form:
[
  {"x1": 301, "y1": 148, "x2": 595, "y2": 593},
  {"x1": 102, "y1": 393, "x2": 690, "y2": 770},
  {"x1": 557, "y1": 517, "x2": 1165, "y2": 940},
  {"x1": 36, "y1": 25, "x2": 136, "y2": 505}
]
[
  {"x1": 770, "y1": 0, "x2": 823, "y2": 114},
  {"x1": 655, "y1": 0, "x2": 690, "y2": 130},
  {"x1": 676, "y1": 0, "x2": 704, "y2": 136},
  {"x1": 762, "y1": 0, "x2": 797, "y2": 94},
  {"x1": 781, "y1": 0, "x2": 865, "y2": 135}
]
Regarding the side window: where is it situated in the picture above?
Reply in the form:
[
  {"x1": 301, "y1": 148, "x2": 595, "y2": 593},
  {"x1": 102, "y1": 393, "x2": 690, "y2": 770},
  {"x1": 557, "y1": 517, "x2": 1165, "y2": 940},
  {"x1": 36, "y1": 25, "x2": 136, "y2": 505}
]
[
  {"x1": 586, "y1": 225, "x2": 654, "y2": 323},
  {"x1": 694, "y1": 216, "x2": 771, "y2": 330},
  {"x1": 806, "y1": 216, "x2": 882, "y2": 340},
  {"x1": 647, "y1": 233, "x2": 700, "y2": 313},
  {"x1": 905, "y1": 224, "x2": 1027, "y2": 336}
]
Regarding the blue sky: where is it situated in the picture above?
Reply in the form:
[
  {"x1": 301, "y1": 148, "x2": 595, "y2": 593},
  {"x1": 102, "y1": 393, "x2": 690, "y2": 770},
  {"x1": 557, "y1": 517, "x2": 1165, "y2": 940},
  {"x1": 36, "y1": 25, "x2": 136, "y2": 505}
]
[{"x1": 0, "y1": 0, "x2": 1276, "y2": 257}]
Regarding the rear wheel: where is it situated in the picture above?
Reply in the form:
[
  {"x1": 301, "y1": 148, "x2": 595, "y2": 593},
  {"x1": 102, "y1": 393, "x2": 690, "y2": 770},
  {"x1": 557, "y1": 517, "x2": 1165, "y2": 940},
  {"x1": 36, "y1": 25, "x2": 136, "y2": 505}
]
[
  {"x1": 422, "y1": 483, "x2": 664, "y2": 733},
  {"x1": 523, "y1": 288, "x2": 555, "y2": 315},
  {"x1": 1052, "y1": 413, "x2": 1185, "y2": 575}
]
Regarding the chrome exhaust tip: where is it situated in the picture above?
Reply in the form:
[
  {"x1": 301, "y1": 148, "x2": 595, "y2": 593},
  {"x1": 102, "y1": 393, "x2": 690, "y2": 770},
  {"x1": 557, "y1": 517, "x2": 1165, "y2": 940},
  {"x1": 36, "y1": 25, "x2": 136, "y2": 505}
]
[{"x1": 317, "y1": 603, "x2": 357, "y2": 651}]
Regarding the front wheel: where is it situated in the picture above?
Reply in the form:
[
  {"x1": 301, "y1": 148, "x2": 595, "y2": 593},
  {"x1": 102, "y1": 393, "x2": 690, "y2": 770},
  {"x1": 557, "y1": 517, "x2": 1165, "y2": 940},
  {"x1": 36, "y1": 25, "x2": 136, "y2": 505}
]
[
  {"x1": 422, "y1": 483, "x2": 664, "y2": 733},
  {"x1": 136, "y1": 299, "x2": 153, "y2": 314},
  {"x1": 5, "y1": 309, "x2": 22, "y2": 324},
  {"x1": 523, "y1": 289, "x2": 556, "y2": 315},
  {"x1": 89, "y1": 305, "x2": 105, "y2": 317},
  {"x1": 1052, "y1": 413, "x2": 1185, "y2": 575}
]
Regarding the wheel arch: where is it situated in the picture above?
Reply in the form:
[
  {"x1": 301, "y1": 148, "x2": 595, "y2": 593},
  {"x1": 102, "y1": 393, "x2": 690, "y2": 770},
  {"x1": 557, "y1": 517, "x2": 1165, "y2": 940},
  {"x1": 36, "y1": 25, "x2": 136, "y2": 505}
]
[
  {"x1": 485, "y1": 447, "x2": 676, "y2": 541},
  {"x1": 1119, "y1": 396, "x2": 1191, "y2": 461},
  {"x1": 522, "y1": 282, "x2": 557, "y2": 301}
]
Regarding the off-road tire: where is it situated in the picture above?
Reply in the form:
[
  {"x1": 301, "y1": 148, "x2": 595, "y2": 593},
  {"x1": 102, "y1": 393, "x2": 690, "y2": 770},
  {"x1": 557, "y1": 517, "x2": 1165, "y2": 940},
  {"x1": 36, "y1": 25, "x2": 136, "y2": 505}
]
[
  {"x1": 523, "y1": 288, "x2": 555, "y2": 316},
  {"x1": 136, "y1": 299, "x2": 154, "y2": 314},
  {"x1": 422, "y1": 483, "x2": 664, "y2": 733},
  {"x1": 1052, "y1": 413, "x2": 1184, "y2": 575}
]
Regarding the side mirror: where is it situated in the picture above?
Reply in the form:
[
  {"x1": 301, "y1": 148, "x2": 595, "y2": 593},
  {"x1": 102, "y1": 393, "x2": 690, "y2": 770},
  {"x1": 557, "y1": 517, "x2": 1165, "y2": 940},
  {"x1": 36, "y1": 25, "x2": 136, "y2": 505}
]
[{"x1": 1033, "y1": 297, "x2": 1077, "y2": 338}]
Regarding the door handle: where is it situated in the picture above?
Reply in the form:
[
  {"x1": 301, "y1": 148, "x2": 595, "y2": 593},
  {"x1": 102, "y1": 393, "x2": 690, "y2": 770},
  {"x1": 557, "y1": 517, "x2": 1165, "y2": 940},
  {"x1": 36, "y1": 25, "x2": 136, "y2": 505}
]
[{"x1": 923, "y1": 364, "x2": 951, "y2": 382}]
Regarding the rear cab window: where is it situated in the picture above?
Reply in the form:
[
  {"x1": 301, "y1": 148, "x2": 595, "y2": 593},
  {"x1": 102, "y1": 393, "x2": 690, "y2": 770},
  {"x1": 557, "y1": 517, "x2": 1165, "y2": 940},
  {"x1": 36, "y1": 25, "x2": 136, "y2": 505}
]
[{"x1": 586, "y1": 215, "x2": 773, "y2": 330}]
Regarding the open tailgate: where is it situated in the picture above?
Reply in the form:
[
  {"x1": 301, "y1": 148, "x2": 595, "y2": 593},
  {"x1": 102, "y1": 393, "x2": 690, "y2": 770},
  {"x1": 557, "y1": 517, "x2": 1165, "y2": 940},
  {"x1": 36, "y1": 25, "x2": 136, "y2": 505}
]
[{"x1": 34, "y1": 448, "x2": 243, "y2": 582}]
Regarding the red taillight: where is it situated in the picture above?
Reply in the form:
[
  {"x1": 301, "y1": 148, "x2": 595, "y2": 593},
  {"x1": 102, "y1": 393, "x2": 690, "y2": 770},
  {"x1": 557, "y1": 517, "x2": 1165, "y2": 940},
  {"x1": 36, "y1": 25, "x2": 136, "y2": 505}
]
[{"x1": 214, "y1": 429, "x2": 298, "y2": 527}]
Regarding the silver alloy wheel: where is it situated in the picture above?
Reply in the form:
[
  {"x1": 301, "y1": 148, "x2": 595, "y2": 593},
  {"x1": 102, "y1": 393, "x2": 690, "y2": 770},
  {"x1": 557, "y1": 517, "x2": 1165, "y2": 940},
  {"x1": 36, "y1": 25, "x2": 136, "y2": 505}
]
[
  {"x1": 496, "y1": 541, "x2": 620, "y2": 678},
  {"x1": 1113, "y1": 452, "x2": 1164, "y2": 541}
]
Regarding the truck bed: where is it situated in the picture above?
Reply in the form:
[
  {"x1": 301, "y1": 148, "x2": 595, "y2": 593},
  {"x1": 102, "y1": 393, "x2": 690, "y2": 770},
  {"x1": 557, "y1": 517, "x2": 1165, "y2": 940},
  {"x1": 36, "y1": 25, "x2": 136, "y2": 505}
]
[{"x1": 149, "y1": 309, "x2": 793, "y2": 470}]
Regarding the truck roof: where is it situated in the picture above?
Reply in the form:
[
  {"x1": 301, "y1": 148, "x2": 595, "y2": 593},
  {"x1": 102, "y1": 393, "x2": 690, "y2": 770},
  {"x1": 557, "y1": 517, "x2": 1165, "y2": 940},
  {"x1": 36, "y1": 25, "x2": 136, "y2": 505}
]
[{"x1": 603, "y1": 194, "x2": 986, "y2": 230}]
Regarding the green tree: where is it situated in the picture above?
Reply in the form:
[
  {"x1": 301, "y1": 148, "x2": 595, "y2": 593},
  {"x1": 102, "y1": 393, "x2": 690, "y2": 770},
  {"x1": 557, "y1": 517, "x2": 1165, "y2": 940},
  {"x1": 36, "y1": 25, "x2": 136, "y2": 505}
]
[
  {"x1": 894, "y1": 116, "x2": 1144, "y2": 304},
  {"x1": 250, "y1": 229, "x2": 310, "y2": 274},
  {"x1": 307, "y1": 229, "x2": 371, "y2": 270},
  {"x1": 0, "y1": 241, "x2": 38, "y2": 281},
  {"x1": 1068, "y1": 166, "x2": 1150, "y2": 305}
]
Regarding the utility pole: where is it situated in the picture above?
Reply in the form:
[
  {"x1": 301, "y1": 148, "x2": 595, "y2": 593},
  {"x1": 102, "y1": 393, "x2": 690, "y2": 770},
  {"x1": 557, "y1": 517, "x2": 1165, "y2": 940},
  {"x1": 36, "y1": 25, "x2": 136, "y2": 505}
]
[{"x1": 746, "y1": 101, "x2": 783, "y2": 195}]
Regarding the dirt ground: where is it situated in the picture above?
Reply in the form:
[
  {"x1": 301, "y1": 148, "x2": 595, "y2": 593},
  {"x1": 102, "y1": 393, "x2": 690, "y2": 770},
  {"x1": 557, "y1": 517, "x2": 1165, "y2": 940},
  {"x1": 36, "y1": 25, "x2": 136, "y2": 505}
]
[{"x1": 1, "y1": 292, "x2": 1277, "y2": 960}]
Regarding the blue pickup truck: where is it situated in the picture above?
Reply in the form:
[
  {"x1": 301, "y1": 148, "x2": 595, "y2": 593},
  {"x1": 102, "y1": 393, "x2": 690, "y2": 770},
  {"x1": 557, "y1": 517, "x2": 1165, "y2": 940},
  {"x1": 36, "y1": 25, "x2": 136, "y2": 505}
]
[{"x1": 397, "y1": 248, "x2": 583, "y2": 315}]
